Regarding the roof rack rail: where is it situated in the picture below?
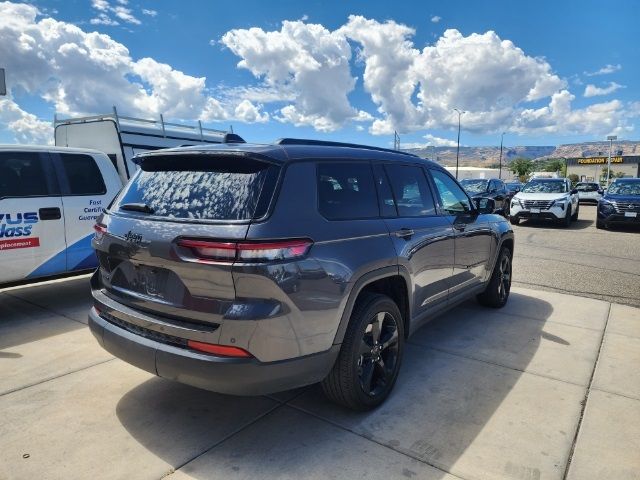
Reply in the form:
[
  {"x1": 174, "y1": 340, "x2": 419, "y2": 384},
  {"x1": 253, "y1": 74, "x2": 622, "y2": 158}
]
[{"x1": 275, "y1": 138, "x2": 419, "y2": 157}]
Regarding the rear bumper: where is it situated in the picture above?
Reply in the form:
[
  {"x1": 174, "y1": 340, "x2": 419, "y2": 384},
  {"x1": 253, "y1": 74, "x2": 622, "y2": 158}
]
[{"x1": 89, "y1": 308, "x2": 340, "y2": 395}]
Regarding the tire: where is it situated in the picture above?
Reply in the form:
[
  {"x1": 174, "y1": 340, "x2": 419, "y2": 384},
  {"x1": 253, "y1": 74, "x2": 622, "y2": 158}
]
[
  {"x1": 477, "y1": 247, "x2": 512, "y2": 308},
  {"x1": 321, "y1": 293, "x2": 404, "y2": 411},
  {"x1": 596, "y1": 219, "x2": 606, "y2": 230},
  {"x1": 562, "y1": 206, "x2": 572, "y2": 228},
  {"x1": 510, "y1": 216, "x2": 520, "y2": 225},
  {"x1": 572, "y1": 204, "x2": 579, "y2": 221}
]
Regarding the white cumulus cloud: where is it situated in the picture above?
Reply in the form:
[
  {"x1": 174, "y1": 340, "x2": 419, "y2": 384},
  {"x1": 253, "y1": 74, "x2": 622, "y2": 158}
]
[
  {"x1": 430, "y1": 15, "x2": 441, "y2": 23},
  {"x1": 0, "y1": 98, "x2": 53, "y2": 144},
  {"x1": 585, "y1": 63, "x2": 622, "y2": 76},
  {"x1": 584, "y1": 82, "x2": 625, "y2": 98}
]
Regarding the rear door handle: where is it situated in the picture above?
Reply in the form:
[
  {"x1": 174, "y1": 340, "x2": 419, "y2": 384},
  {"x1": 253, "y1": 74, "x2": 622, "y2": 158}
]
[
  {"x1": 39, "y1": 207, "x2": 62, "y2": 221},
  {"x1": 393, "y1": 228, "x2": 414, "y2": 238}
]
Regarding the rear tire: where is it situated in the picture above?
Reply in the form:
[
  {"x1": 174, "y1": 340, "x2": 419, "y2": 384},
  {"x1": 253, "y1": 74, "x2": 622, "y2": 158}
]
[
  {"x1": 477, "y1": 247, "x2": 512, "y2": 308},
  {"x1": 322, "y1": 293, "x2": 404, "y2": 411}
]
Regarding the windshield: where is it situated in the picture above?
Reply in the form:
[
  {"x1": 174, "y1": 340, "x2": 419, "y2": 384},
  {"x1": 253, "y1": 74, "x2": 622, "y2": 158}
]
[
  {"x1": 576, "y1": 183, "x2": 599, "y2": 192},
  {"x1": 521, "y1": 180, "x2": 567, "y2": 194},
  {"x1": 459, "y1": 179, "x2": 489, "y2": 194},
  {"x1": 607, "y1": 180, "x2": 640, "y2": 196}
]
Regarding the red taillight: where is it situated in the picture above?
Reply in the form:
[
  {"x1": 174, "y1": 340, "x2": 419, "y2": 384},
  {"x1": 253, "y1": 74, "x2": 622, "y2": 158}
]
[
  {"x1": 187, "y1": 340, "x2": 252, "y2": 358},
  {"x1": 177, "y1": 238, "x2": 312, "y2": 263},
  {"x1": 93, "y1": 223, "x2": 107, "y2": 240}
]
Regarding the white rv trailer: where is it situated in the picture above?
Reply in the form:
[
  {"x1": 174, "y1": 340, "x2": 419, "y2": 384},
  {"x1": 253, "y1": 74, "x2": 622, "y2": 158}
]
[{"x1": 54, "y1": 107, "x2": 245, "y2": 183}]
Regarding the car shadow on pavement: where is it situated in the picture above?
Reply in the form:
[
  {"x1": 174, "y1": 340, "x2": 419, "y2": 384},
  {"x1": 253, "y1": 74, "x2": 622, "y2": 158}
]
[
  {"x1": 115, "y1": 292, "x2": 567, "y2": 480},
  {"x1": 520, "y1": 218, "x2": 593, "y2": 230}
]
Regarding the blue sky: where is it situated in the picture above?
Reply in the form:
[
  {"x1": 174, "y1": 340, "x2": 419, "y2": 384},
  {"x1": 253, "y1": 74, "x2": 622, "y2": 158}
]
[{"x1": 1, "y1": 0, "x2": 638, "y2": 148}]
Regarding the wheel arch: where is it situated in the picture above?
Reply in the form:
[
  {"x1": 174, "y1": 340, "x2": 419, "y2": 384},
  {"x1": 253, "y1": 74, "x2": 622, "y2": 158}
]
[{"x1": 333, "y1": 266, "x2": 412, "y2": 345}]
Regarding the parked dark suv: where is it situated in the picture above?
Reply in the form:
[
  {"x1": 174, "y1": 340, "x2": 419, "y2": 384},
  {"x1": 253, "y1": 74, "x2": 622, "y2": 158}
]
[
  {"x1": 459, "y1": 178, "x2": 511, "y2": 216},
  {"x1": 88, "y1": 139, "x2": 514, "y2": 410}
]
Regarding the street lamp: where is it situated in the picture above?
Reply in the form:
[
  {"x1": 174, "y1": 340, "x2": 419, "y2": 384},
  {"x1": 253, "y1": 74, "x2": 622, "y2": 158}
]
[
  {"x1": 606, "y1": 135, "x2": 617, "y2": 186},
  {"x1": 498, "y1": 132, "x2": 505, "y2": 179},
  {"x1": 454, "y1": 108, "x2": 465, "y2": 179}
]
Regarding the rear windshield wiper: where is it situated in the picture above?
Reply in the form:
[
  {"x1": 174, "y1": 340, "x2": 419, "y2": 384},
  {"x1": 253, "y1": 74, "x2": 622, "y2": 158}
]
[{"x1": 119, "y1": 202, "x2": 155, "y2": 214}]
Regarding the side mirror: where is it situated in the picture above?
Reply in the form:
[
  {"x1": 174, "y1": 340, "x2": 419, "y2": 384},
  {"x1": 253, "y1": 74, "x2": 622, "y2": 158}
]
[
  {"x1": 474, "y1": 197, "x2": 496, "y2": 214},
  {"x1": 570, "y1": 188, "x2": 578, "y2": 195},
  {"x1": 514, "y1": 187, "x2": 520, "y2": 192},
  {"x1": 598, "y1": 189, "x2": 604, "y2": 195}
]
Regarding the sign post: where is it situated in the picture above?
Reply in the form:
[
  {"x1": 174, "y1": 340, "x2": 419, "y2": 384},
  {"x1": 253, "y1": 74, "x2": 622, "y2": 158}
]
[{"x1": 0, "y1": 68, "x2": 6, "y2": 96}]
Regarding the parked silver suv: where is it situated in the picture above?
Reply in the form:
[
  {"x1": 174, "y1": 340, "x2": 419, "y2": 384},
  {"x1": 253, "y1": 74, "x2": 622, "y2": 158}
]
[{"x1": 89, "y1": 139, "x2": 515, "y2": 410}]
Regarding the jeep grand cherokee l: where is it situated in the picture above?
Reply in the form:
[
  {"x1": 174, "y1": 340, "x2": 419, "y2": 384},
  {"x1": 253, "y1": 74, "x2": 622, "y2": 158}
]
[{"x1": 88, "y1": 139, "x2": 514, "y2": 410}]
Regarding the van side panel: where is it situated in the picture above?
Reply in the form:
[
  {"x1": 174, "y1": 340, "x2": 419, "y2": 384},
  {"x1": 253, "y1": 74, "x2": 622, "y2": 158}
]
[{"x1": 55, "y1": 120, "x2": 129, "y2": 184}]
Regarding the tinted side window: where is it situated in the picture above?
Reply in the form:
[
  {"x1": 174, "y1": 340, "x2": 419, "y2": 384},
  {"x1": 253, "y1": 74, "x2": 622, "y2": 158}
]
[
  {"x1": 0, "y1": 152, "x2": 50, "y2": 198},
  {"x1": 59, "y1": 154, "x2": 106, "y2": 196},
  {"x1": 429, "y1": 169, "x2": 472, "y2": 214},
  {"x1": 384, "y1": 164, "x2": 436, "y2": 217},
  {"x1": 318, "y1": 163, "x2": 378, "y2": 220}
]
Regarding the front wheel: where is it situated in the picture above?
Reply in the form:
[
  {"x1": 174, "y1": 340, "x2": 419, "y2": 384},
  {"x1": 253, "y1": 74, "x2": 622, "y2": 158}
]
[
  {"x1": 596, "y1": 219, "x2": 607, "y2": 229},
  {"x1": 322, "y1": 293, "x2": 404, "y2": 411},
  {"x1": 572, "y1": 204, "x2": 579, "y2": 221},
  {"x1": 562, "y1": 206, "x2": 572, "y2": 228},
  {"x1": 477, "y1": 247, "x2": 512, "y2": 308},
  {"x1": 510, "y1": 216, "x2": 520, "y2": 225}
]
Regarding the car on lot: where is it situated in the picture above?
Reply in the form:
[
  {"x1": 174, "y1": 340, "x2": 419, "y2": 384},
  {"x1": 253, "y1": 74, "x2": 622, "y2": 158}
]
[
  {"x1": 459, "y1": 178, "x2": 511, "y2": 216},
  {"x1": 505, "y1": 181, "x2": 523, "y2": 195},
  {"x1": 88, "y1": 139, "x2": 514, "y2": 410},
  {"x1": 0, "y1": 145, "x2": 122, "y2": 286},
  {"x1": 575, "y1": 182, "x2": 603, "y2": 204},
  {"x1": 597, "y1": 178, "x2": 640, "y2": 229},
  {"x1": 509, "y1": 177, "x2": 579, "y2": 227}
]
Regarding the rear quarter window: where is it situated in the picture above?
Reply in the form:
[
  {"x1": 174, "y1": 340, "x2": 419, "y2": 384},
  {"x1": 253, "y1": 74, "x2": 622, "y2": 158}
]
[
  {"x1": 114, "y1": 155, "x2": 279, "y2": 221},
  {"x1": 58, "y1": 153, "x2": 107, "y2": 196}
]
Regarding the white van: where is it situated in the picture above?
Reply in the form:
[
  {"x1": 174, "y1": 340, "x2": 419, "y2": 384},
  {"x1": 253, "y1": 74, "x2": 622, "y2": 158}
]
[
  {"x1": 0, "y1": 145, "x2": 121, "y2": 286},
  {"x1": 54, "y1": 107, "x2": 245, "y2": 183}
]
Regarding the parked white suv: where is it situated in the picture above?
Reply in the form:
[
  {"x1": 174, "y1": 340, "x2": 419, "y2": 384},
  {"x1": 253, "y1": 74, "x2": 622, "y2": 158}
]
[
  {"x1": 575, "y1": 182, "x2": 603, "y2": 203},
  {"x1": 509, "y1": 178, "x2": 579, "y2": 227}
]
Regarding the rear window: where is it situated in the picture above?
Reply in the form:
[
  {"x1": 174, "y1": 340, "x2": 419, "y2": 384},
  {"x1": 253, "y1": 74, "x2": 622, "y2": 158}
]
[
  {"x1": 59, "y1": 153, "x2": 106, "y2": 195},
  {"x1": 114, "y1": 155, "x2": 279, "y2": 221}
]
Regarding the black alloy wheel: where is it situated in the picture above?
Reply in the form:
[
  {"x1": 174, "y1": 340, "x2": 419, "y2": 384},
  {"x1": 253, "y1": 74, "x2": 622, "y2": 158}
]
[{"x1": 357, "y1": 311, "x2": 400, "y2": 397}]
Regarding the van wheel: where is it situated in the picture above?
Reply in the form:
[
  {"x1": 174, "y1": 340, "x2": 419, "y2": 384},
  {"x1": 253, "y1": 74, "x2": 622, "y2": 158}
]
[
  {"x1": 477, "y1": 247, "x2": 512, "y2": 308},
  {"x1": 322, "y1": 293, "x2": 404, "y2": 411}
]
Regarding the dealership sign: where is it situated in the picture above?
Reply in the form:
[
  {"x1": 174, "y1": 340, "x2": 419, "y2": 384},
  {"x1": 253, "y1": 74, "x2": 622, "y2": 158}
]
[{"x1": 577, "y1": 157, "x2": 624, "y2": 165}]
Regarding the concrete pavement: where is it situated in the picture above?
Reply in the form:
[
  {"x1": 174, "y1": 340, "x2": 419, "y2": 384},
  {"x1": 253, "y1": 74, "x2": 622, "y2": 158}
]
[{"x1": 1, "y1": 276, "x2": 639, "y2": 480}]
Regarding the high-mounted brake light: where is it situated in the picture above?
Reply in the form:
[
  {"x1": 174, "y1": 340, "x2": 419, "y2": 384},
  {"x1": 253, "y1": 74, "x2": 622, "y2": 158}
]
[
  {"x1": 93, "y1": 223, "x2": 107, "y2": 241},
  {"x1": 187, "y1": 340, "x2": 253, "y2": 358},
  {"x1": 176, "y1": 238, "x2": 313, "y2": 263}
]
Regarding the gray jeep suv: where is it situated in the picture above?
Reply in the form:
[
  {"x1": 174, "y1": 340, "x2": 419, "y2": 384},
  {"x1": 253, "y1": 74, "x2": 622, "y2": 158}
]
[{"x1": 88, "y1": 139, "x2": 514, "y2": 410}]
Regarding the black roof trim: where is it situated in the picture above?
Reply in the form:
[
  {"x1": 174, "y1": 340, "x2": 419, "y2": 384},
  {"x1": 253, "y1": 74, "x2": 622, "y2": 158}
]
[{"x1": 275, "y1": 138, "x2": 418, "y2": 157}]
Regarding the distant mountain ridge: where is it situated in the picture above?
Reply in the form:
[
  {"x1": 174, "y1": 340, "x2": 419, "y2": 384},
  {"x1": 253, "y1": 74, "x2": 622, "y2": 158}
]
[{"x1": 402, "y1": 140, "x2": 640, "y2": 167}]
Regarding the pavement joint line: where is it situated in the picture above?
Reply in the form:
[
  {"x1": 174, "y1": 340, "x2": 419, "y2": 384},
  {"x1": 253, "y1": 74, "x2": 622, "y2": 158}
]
[
  {"x1": 516, "y1": 253, "x2": 640, "y2": 278},
  {"x1": 590, "y1": 386, "x2": 640, "y2": 402},
  {"x1": 561, "y1": 302, "x2": 612, "y2": 480},
  {"x1": 406, "y1": 341, "x2": 591, "y2": 389},
  {"x1": 456, "y1": 305, "x2": 606, "y2": 333},
  {"x1": 0, "y1": 357, "x2": 116, "y2": 398},
  {"x1": 285, "y1": 402, "x2": 469, "y2": 480},
  {"x1": 512, "y1": 281, "x2": 640, "y2": 306},
  {"x1": 162, "y1": 401, "x2": 287, "y2": 479},
  {"x1": 3, "y1": 291, "x2": 88, "y2": 327}
]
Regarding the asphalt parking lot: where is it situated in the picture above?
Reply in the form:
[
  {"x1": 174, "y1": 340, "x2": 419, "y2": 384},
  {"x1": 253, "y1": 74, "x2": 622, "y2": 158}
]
[
  {"x1": 1, "y1": 273, "x2": 639, "y2": 480},
  {"x1": 511, "y1": 204, "x2": 640, "y2": 307}
]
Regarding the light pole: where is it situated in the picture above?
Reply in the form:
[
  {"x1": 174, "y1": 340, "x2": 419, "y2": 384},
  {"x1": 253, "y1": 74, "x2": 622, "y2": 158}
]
[
  {"x1": 498, "y1": 132, "x2": 505, "y2": 179},
  {"x1": 606, "y1": 135, "x2": 617, "y2": 186},
  {"x1": 454, "y1": 109, "x2": 465, "y2": 179}
]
